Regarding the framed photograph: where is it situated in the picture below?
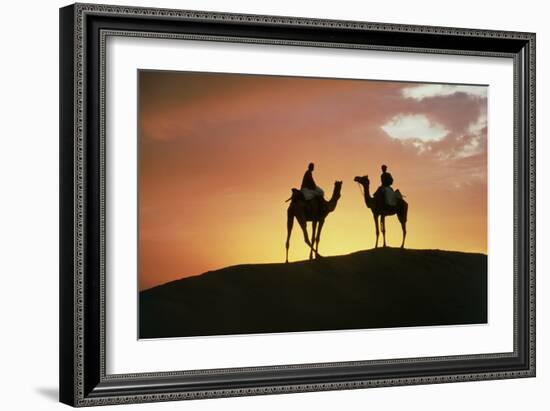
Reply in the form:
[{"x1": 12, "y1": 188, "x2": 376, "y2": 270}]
[{"x1": 59, "y1": 3, "x2": 535, "y2": 407}]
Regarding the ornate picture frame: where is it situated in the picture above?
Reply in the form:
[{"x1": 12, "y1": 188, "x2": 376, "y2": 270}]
[{"x1": 59, "y1": 3, "x2": 535, "y2": 407}]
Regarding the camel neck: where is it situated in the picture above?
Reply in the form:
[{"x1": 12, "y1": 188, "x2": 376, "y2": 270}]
[
  {"x1": 362, "y1": 183, "x2": 373, "y2": 208},
  {"x1": 327, "y1": 189, "x2": 340, "y2": 212}
]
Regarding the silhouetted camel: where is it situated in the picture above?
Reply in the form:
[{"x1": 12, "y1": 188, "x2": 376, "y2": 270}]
[
  {"x1": 354, "y1": 175, "x2": 408, "y2": 248},
  {"x1": 285, "y1": 181, "x2": 342, "y2": 263}
]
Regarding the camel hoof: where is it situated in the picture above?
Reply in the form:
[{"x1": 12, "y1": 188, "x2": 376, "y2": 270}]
[{"x1": 315, "y1": 253, "x2": 323, "y2": 259}]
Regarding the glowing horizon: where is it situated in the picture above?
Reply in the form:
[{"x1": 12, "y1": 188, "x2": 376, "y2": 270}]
[{"x1": 139, "y1": 71, "x2": 487, "y2": 291}]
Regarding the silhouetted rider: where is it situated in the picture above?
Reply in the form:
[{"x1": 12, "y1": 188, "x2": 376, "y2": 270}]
[
  {"x1": 381, "y1": 164, "x2": 393, "y2": 187},
  {"x1": 301, "y1": 162, "x2": 317, "y2": 190},
  {"x1": 300, "y1": 163, "x2": 324, "y2": 201},
  {"x1": 379, "y1": 164, "x2": 398, "y2": 207}
]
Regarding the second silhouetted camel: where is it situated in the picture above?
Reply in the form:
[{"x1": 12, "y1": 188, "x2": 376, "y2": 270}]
[{"x1": 354, "y1": 175, "x2": 408, "y2": 248}]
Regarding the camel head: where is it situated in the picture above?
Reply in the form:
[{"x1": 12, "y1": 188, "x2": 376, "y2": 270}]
[
  {"x1": 354, "y1": 175, "x2": 369, "y2": 187},
  {"x1": 333, "y1": 180, "x2": 343, "y2": 199},
  {"x1": 325, "y1": 181, "x2": 343, "y2": 212}
]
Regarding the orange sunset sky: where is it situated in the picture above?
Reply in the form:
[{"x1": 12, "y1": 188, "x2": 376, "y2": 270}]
[{"x1": 139, "y1": 70, "x2": 487, "y2": 291}]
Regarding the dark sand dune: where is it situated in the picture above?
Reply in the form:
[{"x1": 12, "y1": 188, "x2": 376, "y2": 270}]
[{"x1": 139, "y1": 248, "x2": 487, "y2": 339}]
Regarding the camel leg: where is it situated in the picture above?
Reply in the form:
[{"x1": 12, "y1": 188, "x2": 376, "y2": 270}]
[
  {"x1": 310, "y1": 220, "x2": 317, "y2": 260},
  {"x1": 285, "y1": 209, "x2": 294, "y2": 263},
  {"x1": 400, "y1": 221, "x2": 407, "y2": 248},
  {"x1": 373, "y1": 214, "x2": 380, "y2": 248},
  {"x1": 382, "y1": 216, "x2": 388, "y2": 247},
  {"x1": 297, "y1": 218, "x2": 313, "y2": 257},
  {"x1": 398, "y1": 202, "x2": 408, "y2": 249},
  {"x1": 315, "y1": 219, "x2": 325, "y2": 259}
]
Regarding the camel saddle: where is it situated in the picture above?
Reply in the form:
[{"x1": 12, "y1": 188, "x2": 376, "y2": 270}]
[
  {"x1": 290, "y1": 188, "x2": 326, "y2": 217},
  {"x1": 375, "y1": 186, "x2": 403, "y2": 208}
]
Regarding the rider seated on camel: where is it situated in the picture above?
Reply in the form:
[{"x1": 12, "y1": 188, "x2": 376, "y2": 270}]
[
  {"x1": 376, "y1": 164, "x2": 402, "y2": 207},
  {"x1": 301, "y1": 162, "x2": 325, "y2": 201}
]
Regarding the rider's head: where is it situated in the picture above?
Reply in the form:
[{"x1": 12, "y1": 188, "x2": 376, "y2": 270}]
[
  {"x1": 308, "y1": 162, "x2": 315, "y2": 171},
  {"x1": 381, "y1": 164, "x2": 387, "y2": 172}
]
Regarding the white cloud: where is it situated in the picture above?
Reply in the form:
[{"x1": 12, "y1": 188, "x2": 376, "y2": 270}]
[
  {"x1": 453, "y1": 114, "x2": 487, "y2": 159},
  {"x1": 381, "y1": 114, "x2": 448, "y2": 142},
  {"x1": 467, "y1": 113, "x2": 487, "y2": 135},
  {"x1": 402, "y1": 84, "x2": 487, "y2": 101},
  {"x1": 455, "y1": 136, "x2": 481, "y2": 159}
]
